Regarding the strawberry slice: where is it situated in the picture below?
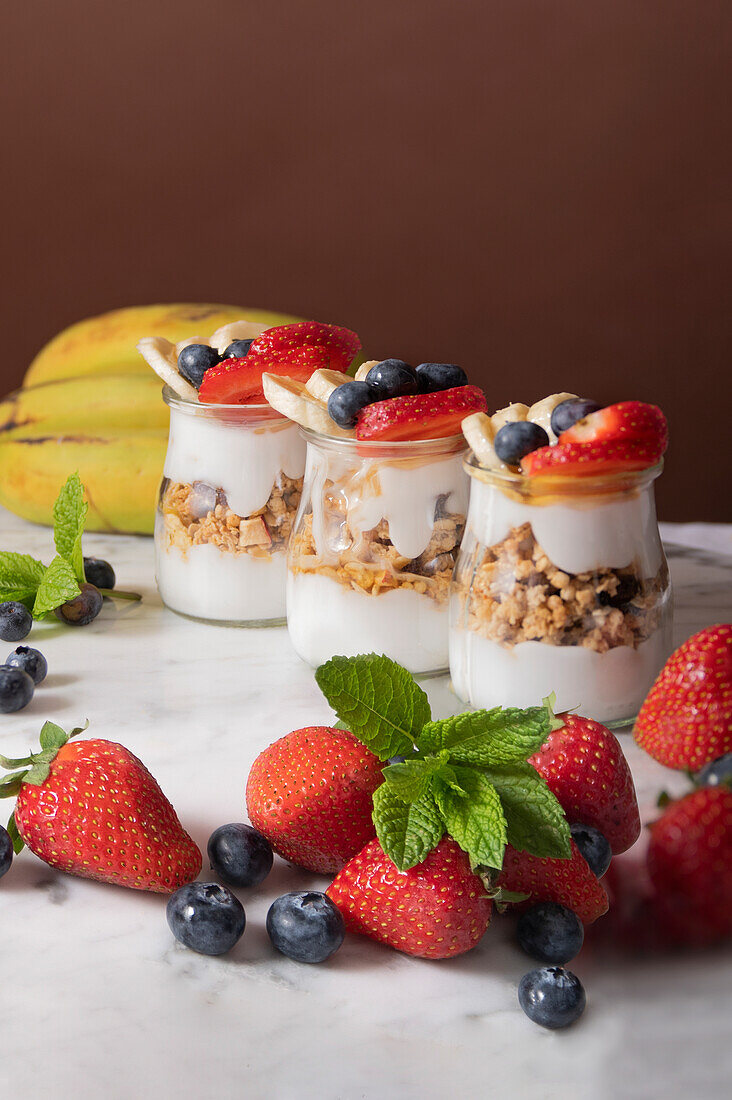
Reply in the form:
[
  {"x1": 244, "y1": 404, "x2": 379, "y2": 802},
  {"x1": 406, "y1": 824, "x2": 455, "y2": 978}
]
[
  {"x1": 247, "y1": 321, "x2": 361, "y2": 373},
  {"x1": 356, "y1": 385, "x2": 487, "y2": 442},
  {"x1": 199, "y1": 347, "x2": 330, "y2": 405},
  {"x1": 521, "y1": 436, "x2": 665, "y2": 477},
  {"x1": 560, "y1": 401, "x2": 668, "y2": 448}
]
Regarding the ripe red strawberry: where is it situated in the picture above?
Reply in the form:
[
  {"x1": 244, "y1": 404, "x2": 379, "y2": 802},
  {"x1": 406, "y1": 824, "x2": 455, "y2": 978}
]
[
  {"x1": 529, "y1": 713, "x2": 641, "y2": 853},
  {"x1": 561, "y1": 401, "x2": 668, "y2": 447},
  {"x1": 247, "y1": 321, "x2": 361, "y2": 373},
  {"x1": 327, "y1": 836, "x2": 492, "y2": 958},
  {"x1": 497, "y1": 840, "x2": 609, "y2": 924},
  {"x1": 3, "y1": 730, "x2": 201, "y2": 893},
  {"x1": 356, "y1": 385, "x2": 487, "y2": 442},
  {"x1": 245, "y1": 726, "x2": 383, "y2": 873},
  {"x1": 199, "y1": 346, "x2": 330, "y2": 404},
  {"x1": 647, "y1": 786, "x2": 732, "y2": 946},
  {"x1": 634, "y1": 624, "x2": 732, "y2": 770}
]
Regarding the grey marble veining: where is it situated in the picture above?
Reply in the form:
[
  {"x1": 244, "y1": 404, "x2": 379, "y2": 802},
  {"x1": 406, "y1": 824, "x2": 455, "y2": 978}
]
[{"x1": 0, "y1": 509, "x2": 730, "y2": 1099}]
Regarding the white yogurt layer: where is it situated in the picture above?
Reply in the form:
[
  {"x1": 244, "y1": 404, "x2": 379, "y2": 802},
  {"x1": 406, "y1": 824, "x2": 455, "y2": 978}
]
[
  {"x1": 156, "y1": 539, "x2": 288, "y2": 623},
  {"x1": 448, "y1": 626, "x2": 671, "y2": 725},
  {"x1": 164, "y1": 410, "x2": 305, "y2": 518},
  {"x1": 287, "y1": 573, "x2": 449, "y2": 673},
  {"x1": 466, "y1": 477, "x2": 664, "y2": 575}
]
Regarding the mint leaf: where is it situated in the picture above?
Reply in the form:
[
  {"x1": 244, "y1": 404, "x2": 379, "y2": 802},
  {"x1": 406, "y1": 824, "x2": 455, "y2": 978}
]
[
  {"x1": 418, "y1": 706, "x2": 552, "y2": 765},
  {"x1": 53, "y1": 472, "x2": 88, "y2": 583},
  {"x1": 382, "y1": 752, "x2": 448, "y2": 803},
  {"x1": 483, "y1": 761, "x2": 571, "y2": 859},
  {"x1": 433, "y1": 768, "x2": 507, "y2": 870},
  {"x1": 32, "y1": 556, "x2": 81, "y2": 618},
  {"x1": 315, "y1": 654, "x2": 430, "y2": 761},
  {"x1": 372, "y1": 782, "x2": 444, "y2": 870},
  {"x1": 0, "y1": 551, "x2": 46, "y2": 606}
]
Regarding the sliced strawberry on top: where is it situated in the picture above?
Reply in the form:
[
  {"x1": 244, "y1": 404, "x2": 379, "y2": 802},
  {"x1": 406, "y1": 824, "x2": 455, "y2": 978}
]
[
  {"x1": 247, "y1": 321, "x2": 361, "y2": 374},
  {"x1": 356, "y1": 385, "x2": 487, "y2": 442},
  {"x1": 199, "y1": 346, "x2": 330, "y2": 405},
  {"x1": 561, "y1": 401, "x2": 668, "y2": 449},
  {"x1": 521, "y1": 436, "x2": 665, "y2": 477},
  {"x1": 497, "y1": 841, "x2": 609, "y2": 924}
]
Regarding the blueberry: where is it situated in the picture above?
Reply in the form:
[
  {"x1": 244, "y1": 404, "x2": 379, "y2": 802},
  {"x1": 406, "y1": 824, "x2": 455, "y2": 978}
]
[
  {"x1": 0, "y1": 666, "x2": 34, "y2": 713},
  {"x1": 697, "y1": 753, "x2": 732, "y2": 788},
  {"x1": 327, "y1": 381, "x2": 378, "y2": 429},
  {"x1": 494, "y1": 421, "x2": 550, "y2": 465},
  {"x1": 177, "y1": 344, "x2": 222, "y2": 388},
  {"x1": 415, "y1": 362, "x2": 468, "y2": 393},
  {"x1": 365, "y1": 359, "x2": 419, "y2": 400},
  {"x1": 83, "y1": 557, "x2": 116, "y2": 591},
  {"x1": 550, "y1": 398, "x2": 602, "y2": 436},
  {"x1": 517, "y1": 902, "x2": 584, "y2": 964},
  {"x1": 0, "y1": 825, "x2": 12, "y2": 879},
  {"x1": 166, "y1": 882, "x2": 246, "y2": 956},
  {"x1": 55, "y1": 583, "x2": 103, "y2": 626},
  {"x1": 5, "y1": 646, "x2": 47, "y2": 685},
  {"x1": 208, "y1": 823, "x2": 273, "y2": 887},
  {"x1": 518, "y1": 967, "x2": 586, "y2": 1029},
  {"x1": 570, "y1": 823, "x2": 612, "y2": 878},
  {"x1": 222, "y1": 339, "x2": 254, "y2": 359},
  {"x1": 0, "y1": 602, "x2": 32, "y2": 643},
  {"x1": 266, "y1": 891, "x2": 345, "y2": 963}
]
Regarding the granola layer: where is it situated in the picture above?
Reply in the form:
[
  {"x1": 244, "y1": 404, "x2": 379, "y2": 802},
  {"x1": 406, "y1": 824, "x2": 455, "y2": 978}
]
[
  {"x1": 458, "y1": 521, "x2": 667, "y2": 652},
  {"x1": 161, "y1": 475, "x2": 303, "y2": 559},
  {"x1": 289, "y1": 495, "x2": 465, "y2": 603}
]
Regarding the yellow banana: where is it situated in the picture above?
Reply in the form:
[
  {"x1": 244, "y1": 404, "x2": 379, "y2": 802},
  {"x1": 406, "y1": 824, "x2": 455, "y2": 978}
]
[
  {"x1": 24, "y1": 303, "x2": 303, "y2": 386},
  {"x1": 0, "y1": 374, "x2": 168, "y2": 437},
  {"x1": 0, "y1": 430, "x2": 166, "y2": 534}
]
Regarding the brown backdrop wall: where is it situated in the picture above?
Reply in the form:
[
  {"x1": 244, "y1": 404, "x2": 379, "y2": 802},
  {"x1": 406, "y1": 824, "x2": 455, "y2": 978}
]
[{"x1": 2, "y1": 0, "x2": 731, "y2": 520}]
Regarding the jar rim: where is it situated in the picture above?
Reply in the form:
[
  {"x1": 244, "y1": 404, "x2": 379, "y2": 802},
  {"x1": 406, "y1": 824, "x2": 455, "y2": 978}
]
[
  {"x1": 162, "y1": 384, "x2": 287, "y2": 424},
  {"x1": 299, "y1": 425, "x2": 468, "y2": 456},
  {"x1": 464, "y1": 453, "x2": 665, "y2": 496}
]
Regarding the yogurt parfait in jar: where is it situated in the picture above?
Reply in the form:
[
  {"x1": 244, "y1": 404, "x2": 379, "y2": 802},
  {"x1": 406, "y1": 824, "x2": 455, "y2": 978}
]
[
  {"x1": 449, "y1": 394, "x2": 672, "y2": 726},
  {"x1": 137, "y1": 319, "x2": 361, "y2": 625},
  {"x1": 263, "y1": 358, "x2": 487, "y2": 673}
]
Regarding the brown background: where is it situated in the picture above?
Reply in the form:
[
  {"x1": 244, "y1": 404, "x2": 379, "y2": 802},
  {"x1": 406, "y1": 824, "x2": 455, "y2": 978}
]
[{"x1": 2, "y1": 1, "x2": 731, "y2": 520}]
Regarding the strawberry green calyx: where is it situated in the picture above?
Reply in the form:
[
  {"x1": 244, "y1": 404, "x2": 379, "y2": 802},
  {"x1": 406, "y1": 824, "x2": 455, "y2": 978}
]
[{"x1": 316, "y1": 654, "x2": 571, "y2": 873}]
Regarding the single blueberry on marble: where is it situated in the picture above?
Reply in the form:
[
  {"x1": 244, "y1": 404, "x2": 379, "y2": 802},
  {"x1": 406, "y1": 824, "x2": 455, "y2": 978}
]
[
  {"x1": 166, "y1": 882, "x2": 246, "y2": 955},
  {"x1": 5, "y1": 646, "x2": 47, "y2": 685},
  {"x1": 0, "y1": 824, "x2": 13, "y2": 879},
  {"x1": 208, "y1": 822, "x2": 273, "y2": 888},
  {"x1": 518, "y1": 967, "x2": 586, "y2": 1029},
  {"x1": 570, "y1": 823, "x2": 612, "y2": 878},
  {"x1": 83, "y1": 557, "x2": 116, "y2": 591},
  {"x1": 517, "y1": 902, "x2": 584, "y2": 964},
  {"x1": 0, "y1": 601, "x2": 32, "y2": 643},
  {"x1": 0, "y1": 666, "x2": 34, "y2": 713},
  {"x1": 266, "y1": 891, "x2": 345, "y2": 963}
]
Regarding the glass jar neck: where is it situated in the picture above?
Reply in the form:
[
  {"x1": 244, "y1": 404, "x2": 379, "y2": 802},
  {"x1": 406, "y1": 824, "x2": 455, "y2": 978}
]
[
  {"x1": 163, "y1": 384, "x2": 287, "y2": 428},
  {"x1": 465, "y1": 456, "x2": 664, "y2": 504},
  {"x1": 300, "y1": 427, "x2": 468, "y2": 461}
]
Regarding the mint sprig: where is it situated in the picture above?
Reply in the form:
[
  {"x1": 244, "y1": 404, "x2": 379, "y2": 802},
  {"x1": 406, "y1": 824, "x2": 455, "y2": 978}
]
[
  {"x1": 0, "y1": 552, "x2": 46, "y2": 609},
  {"x1": 52, "y1": 471, "x2": 88, "y2": 584},
  {"x1": 32, "y1": 556, "x2": 81, "y2": 618},
  {"x1": 316, "y1": 653, "x2": 571, "y2": 873}
]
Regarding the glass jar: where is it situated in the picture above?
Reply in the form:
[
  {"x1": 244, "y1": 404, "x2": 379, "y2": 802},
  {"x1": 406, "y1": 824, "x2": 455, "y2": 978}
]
[
  {"x1": 155, "y1": 386, "x2": 306, "y2": 625},
  {"x1": 449, "y1": 459, "x2": 672, "y2": 727},
  {"x1": 287, "y1": 430, "x2": 470, "y2": 674}
]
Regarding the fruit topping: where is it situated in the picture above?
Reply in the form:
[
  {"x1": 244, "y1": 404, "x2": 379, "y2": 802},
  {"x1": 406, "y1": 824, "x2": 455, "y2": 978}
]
[
  {"x1": 207, "y1": 822, "x2": 274, "y2": 887},
  {"x1": 518, "y1": 967, "x2": 586, "y2": 1029},
  {"x1": 0, "y1": 824, "x2": 12, "y2": 879},
  {"x1": 222, "y1": 338, "x2": 253, "y2": 359},
  {"x1": 550, "y1": 397, "x2": 601, "y2": 436},
  {"x1": 0, "y1": 602, "x2": 32, "y2": 643},
  {"x1": 305, "y1": 368, "x2": 351, "y2": 403},
  {"x1": 247, "y1": 321, "x2": 361, "y2": 374},
  {"x1": 199, "y1": 347, "x2": 329, "y2": 405},
  {"x1": 55, "y1": 582, "x2": 103, "y2": 626},
  {"x1": 266, "y1": 891, "x2": 345, "y2": 963},
  {"x1": 355, "y1": 385, "x2": 487, "y2": 442},
  {"x1": 634, "y1": 624, "x2": 732, "y2": 771},
  {"x1": 461, "y1": 411, "x2": 505, "y2": 469},
  {"x1": 177, "y1": 343, "x2": 222, "y2": 388},
  {"x1": 561, "y1": 399, "x2": 667, "y2": 447},
  {"x1": 521, "y1": 436, "x2": 665, "y2": 478},
  {"x1": 354, "y1": 360, "x2": 380, "y2": 381},
  {"x1": 167, "y1": 882, "x2": 246, "y2": 955},
  {"x1": 569, "y1": 823, "x2": 612, "y2": 879},
  {"x1": 83, "y1": 556, "x2": 115, "y2": 591},
  {"x1": 416, "y1": 362, "x2": 468, "y2": 393},
  {"x1": 528, "y1": 393, "x2": 578, "y2": 442},
  {"x1": 262, "y1": 373, "x2": 355, "y2": 438},
  {"x1": 364, "y1": 359, "x2": 419, "y2": 399},
  {"x1": 327, "y1": 380, "x2": 378, "y2": 429},
  {"x1": 137, "y1": 336, "x2": 200, "y2": 401},
  {"x1": 491, "y1": 402, "x2": 529, "y2": 431},
  {"x1": 517, "y1": 902, "x2": 584, "y2": 964},
  {"x1": 494, "y1": 420, "x2": 550, "y2": 465},
  {"x1": 0, "y1": 666, "x2": 34, "y2": 713},
  {"x1": 5, "y1": 646, "x2": 47, "y2": 685}
]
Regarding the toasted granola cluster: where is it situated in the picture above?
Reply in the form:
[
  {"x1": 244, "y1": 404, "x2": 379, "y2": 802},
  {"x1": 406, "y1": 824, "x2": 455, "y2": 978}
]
[
  {"x1": 161, "y1": 475, "x2": 303, "y2": 558},
  {"x1": 458, "y1": 522, "x2": 667, "y2": 651},
  {"x1": 289, "y1": 493, "x2": 464, "y2": 603}
]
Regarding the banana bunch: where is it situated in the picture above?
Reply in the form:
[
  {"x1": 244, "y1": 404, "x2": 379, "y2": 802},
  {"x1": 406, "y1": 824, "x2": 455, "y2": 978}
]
[{"x1": 0, "y1": 303, "x2": 301, "y2": 534}]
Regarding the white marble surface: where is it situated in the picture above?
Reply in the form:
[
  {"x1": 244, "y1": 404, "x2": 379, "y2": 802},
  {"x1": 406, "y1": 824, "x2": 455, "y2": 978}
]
[{"x1": 0, "y1": 508, "x2": 731, "y2": 1100}]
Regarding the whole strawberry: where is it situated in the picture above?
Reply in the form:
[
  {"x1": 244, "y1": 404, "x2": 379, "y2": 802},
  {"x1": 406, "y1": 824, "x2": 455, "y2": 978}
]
[
  {"x1": 0, "y1": 723, "x2": 201, "y2": 893},
  {"x1": 647, "y1": 786, "x2": 732, "y2": 946},
  {"x1": 497, "y1": 841, "x2": 609, "y2": 924},
  {"x1": 327, "y1": 837, "x2": 492, "y2": 959},
  {"x1": 245, "y1": 726, "x2": 383, "y2": 873},
  {"x1": 635, "y1": 624, "x2": 732, "y2": 770},
  {"x1": 529, "y1": 713, "x2": 640, "y2": 853}
]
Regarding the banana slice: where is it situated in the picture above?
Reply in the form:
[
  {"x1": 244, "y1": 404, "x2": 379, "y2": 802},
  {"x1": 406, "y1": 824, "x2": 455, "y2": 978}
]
[
  {"x1": 354, "y1": 360, "x2": 380, "y2": 382},
  {"x1": 262, "y1": 373, "x2": 355, "y2": 438},
  {"x1": 136, "y1": 337, "x2": 199, "y2": 402},
  {"x1": 305, "y1": 369, "x2": 350, "y2": 403},
  {"x1": 209, "y1": 320, "x2": 270, "y2": 354},
  {"x1": 461, "y1": 412, "x2": 507, "y2": 470},
  {"x1": 491, "y1": 402, "x2": 529, "y2": 432},
  {"x1": 528, "y1": 392, "x2": 578, "y2": 443}
]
